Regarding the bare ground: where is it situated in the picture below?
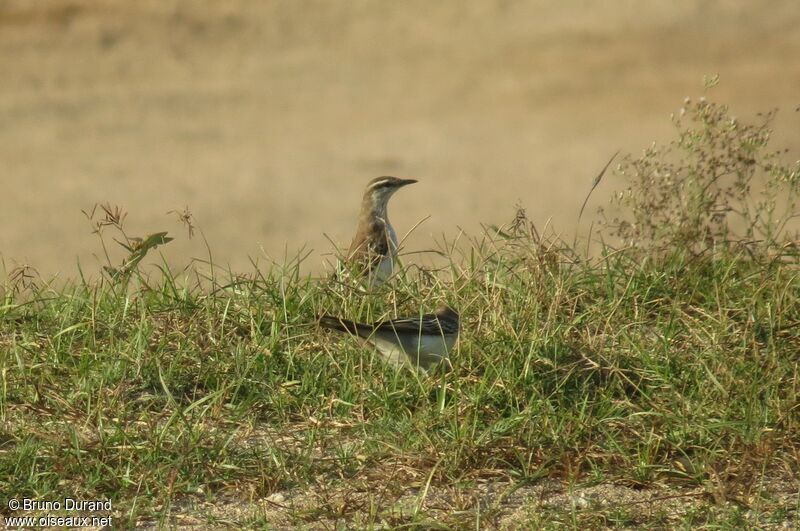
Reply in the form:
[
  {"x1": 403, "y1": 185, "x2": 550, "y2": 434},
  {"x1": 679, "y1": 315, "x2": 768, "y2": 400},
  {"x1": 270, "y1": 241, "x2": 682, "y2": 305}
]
[{"x1": 139, "y1": 471, "x2": 798, "y2": 529}]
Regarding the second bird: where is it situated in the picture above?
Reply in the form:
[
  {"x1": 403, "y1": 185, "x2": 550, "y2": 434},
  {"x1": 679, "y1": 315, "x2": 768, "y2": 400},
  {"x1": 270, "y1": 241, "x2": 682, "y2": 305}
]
[
  {"x1": 319, "y1": 305, "x2": 459, "y2": 372},
  {"x1": 345, "y1": 176, "x2": 417, "y2": 287}
]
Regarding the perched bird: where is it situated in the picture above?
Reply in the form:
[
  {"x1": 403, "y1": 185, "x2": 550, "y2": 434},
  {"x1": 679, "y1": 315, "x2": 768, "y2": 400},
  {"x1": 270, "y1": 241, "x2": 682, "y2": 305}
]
[
  {"x1": 344, "y1": 176, "x2": 417, "y2": 287},
  {"x1": 319, "y1": 305, "x2": 459, "y2": 371}
]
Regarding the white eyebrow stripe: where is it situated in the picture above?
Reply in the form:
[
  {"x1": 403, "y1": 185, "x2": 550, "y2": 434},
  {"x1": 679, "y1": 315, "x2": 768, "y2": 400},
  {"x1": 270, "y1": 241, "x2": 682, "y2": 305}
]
[{"x1": 367, "y1": 178, "x2": 394, "y2": 190}]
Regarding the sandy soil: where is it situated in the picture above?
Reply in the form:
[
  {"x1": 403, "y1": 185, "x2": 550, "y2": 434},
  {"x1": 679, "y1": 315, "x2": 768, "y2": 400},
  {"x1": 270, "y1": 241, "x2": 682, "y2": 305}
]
[
  {"x1": 2, "y1": 0, "x2": 799, "y2": 279},
  {"x1": 139, "y1": 473, "x2": 798, "y2": 529}
]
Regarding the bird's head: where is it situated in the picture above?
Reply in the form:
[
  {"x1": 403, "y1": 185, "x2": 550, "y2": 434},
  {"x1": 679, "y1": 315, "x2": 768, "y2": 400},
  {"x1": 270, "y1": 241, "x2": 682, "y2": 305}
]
[
  {"x1": 363, "y1": 176, "x2": 417, "y2": 209},
  {"x1": 435, "y1": 304, "x2": 459, "y2": 322}
]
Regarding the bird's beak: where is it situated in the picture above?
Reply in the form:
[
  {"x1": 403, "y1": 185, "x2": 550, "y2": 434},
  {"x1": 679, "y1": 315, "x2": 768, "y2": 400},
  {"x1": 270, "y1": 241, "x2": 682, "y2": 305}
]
[{"x1": 398, "y1": 178, "x2": 418, "y2": 187}]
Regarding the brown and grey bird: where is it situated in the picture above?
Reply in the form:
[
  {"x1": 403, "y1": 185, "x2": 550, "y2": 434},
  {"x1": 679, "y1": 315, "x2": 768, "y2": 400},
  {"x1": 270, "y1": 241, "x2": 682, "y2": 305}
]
[
  {"x1": 319, "y1": 305, "x2": 459, "y2": 371},
  {"x1": 344, "y1": 176, "x2": 417, "y2": 286}
]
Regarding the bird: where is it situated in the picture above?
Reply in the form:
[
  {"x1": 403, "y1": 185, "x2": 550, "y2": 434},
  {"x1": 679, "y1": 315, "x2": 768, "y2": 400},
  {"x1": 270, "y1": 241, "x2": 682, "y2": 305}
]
[
  {"x1": 319, "y1": 304, "x2": 459, "y2": 372},
  {"x1": 343, "y1": 176, "x2": 417, "y2": 287}
]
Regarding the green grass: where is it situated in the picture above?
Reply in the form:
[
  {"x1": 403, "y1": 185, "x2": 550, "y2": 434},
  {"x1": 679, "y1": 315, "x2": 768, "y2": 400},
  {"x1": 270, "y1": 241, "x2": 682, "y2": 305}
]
[
  {"x1": 1, "y1": 93, "x2": 799, "y2": 528},
  {"x1": 1, "y1": 224, "x2": 798, "y2": 528}
]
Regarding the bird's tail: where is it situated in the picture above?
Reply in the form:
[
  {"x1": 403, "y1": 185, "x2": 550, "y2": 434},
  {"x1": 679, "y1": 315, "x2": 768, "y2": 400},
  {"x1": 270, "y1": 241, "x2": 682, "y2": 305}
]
[{"x1": 318, "y1": 315, "x2": 370, "y2": 336}]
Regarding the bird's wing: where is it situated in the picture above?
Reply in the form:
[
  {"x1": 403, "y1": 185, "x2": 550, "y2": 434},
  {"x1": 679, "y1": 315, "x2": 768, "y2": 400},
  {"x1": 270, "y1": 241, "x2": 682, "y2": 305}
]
[
  {"x1": 348, "y1": 221, "x2": 390, "y2": 268},
  {"x1": 374, "y1": 313, "x2": 454, "y2": 335},
  {"x1": 319, "y1": 315, "x2": 374, "y2": 338},
  {"x1": 434, "y1": 316, "x2": 460, "y2": 335}
]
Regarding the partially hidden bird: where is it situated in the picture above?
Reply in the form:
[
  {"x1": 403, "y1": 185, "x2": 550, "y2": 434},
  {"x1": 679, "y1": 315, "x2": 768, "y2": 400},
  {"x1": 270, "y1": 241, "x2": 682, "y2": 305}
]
[
  {"x1": 344, "y1": 176, "x2": 417, "y2": 287},
  {"x1": 319, "y1": 304, "x2": 459, "y2": 372}
]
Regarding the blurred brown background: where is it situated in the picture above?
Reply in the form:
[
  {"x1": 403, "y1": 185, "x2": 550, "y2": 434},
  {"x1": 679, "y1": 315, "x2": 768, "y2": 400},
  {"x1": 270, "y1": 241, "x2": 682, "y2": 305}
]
[{"x1": 2, "y1": 0, "x2": 799, "y2": 279}]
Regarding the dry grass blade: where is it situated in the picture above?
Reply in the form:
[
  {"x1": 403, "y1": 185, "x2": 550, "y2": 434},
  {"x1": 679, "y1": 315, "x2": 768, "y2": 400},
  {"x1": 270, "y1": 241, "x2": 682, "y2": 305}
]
[{"x1": 578, "y1": 150, "x2": 619, "y2": 222}]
